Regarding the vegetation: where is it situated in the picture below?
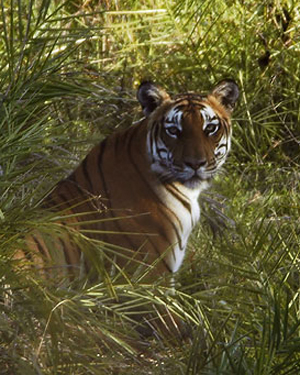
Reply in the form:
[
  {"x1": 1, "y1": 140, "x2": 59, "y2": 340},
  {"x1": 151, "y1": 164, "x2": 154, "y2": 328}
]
[{"x1": 1, "y1": 0, "x2": 300, "y2": 373}]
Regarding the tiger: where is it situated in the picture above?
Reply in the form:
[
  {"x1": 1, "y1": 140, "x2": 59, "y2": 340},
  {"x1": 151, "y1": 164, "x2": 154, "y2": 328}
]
[{"x1": 19, "y1": 79, "x2": 239, "y2": 283}]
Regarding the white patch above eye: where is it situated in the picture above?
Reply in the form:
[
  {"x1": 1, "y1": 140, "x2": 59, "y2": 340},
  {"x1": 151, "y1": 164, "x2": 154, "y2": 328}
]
[
  {"x1": 164, "y1": 107, "x2": 183, "y2": 138},
  {"x1": 200, "y1": 106, "x2": 219, "y2": 132},
  {"x1": 165, "y1": 107, "x2": 183, "y2": 128}
]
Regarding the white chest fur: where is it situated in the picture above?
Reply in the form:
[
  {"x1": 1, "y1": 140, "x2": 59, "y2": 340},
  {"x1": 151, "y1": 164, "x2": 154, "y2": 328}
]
[{"x1": 161, "y1": 182, "x2": 206, "y2": 273}]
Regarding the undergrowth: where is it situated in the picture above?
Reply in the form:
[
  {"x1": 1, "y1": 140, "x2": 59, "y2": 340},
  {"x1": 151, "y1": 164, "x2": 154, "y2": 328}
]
[{"x1": 0, "y1": 0, "x2": 300, "y2": 374}]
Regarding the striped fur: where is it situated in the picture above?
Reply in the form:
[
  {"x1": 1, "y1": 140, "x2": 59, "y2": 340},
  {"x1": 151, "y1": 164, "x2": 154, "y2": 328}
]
[{"x1": 19, "y1": 79, "x2": 239, "y2": 280}]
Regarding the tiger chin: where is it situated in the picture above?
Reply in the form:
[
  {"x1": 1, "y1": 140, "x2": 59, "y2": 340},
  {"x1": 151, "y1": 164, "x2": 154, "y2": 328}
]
[{"x1": 19, "y1": 79, "x2": 239, "y2": 285}]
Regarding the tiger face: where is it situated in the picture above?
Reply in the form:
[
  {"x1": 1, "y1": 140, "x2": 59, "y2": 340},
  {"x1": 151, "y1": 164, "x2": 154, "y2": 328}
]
[{"x1": 137, "y1": 80, "x2": 239, "y2": 189}]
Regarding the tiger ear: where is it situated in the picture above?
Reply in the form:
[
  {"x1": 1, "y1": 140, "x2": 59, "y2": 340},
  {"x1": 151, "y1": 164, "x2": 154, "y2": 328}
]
[
  {"x1": 137, "y1": 81, "x2": 170, "y2": 117},
  {"x1": 211, "y1": 79, "x2": 239, "y2": 112}
]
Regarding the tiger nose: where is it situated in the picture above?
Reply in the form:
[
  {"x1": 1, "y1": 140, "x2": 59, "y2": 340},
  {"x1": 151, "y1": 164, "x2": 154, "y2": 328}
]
[{"x1": 185, "y1": 158, "x2": 207, "y2": 171}]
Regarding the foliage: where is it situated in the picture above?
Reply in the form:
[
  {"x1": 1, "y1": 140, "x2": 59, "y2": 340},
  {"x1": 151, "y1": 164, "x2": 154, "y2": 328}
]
[{"x1": 1, "y1": 0, "x2": 300, "y2": 373}]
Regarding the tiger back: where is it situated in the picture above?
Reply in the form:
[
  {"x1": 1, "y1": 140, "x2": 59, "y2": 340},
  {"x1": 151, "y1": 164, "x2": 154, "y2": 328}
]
[{"x1": 18, "y1": 79, "x2": 239, "y2": 281}]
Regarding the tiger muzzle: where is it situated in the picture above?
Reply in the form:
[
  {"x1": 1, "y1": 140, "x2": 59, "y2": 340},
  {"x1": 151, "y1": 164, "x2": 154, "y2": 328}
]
[{"x1": 184, "y1": 157, "x2": 207, "y2": 172}]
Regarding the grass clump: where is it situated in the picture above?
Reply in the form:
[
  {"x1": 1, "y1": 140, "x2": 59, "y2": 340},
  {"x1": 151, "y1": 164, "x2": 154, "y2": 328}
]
[{"x1": 1, "y1": 0, "x2": 300, "y2": 374}]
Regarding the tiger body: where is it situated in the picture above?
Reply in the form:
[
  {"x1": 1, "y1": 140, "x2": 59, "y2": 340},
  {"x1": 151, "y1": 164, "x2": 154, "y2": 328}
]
[{"x1": 22, "y1": 80, "x2": 239, "y2": 280}]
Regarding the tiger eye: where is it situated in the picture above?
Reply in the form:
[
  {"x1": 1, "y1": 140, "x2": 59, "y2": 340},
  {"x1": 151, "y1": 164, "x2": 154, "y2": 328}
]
[
  {"x1": 166, "y1": 126, "x2": 181, "y2": 137},
  {"x1": 205, "y1": 123, "x2": 219, "y2": 135}
]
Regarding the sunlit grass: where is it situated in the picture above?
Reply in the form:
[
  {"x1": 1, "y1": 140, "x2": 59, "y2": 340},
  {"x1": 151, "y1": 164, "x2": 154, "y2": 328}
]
[{"x1": 1, "y1": 0, "x2": 300, "y2": 373}]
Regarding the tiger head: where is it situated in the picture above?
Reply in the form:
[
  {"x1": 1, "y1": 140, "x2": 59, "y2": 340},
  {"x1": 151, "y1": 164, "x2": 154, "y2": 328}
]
[{"x1": 137, "y1": 80, "x2": 239, "y2": 189}]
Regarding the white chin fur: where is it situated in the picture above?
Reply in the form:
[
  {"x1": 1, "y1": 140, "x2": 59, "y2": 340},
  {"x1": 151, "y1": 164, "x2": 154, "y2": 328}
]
[{"x1": 183, "y1": 178, "x2": 210, "y2": 190}]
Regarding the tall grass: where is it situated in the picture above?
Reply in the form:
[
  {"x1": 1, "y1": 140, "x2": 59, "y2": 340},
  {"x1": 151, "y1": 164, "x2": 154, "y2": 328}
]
[{"x1": 1, "y1": 0, "x2": 300, "y2": 373}]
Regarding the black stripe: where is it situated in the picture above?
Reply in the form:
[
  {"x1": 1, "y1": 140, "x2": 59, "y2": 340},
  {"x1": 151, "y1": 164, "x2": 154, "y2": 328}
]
[
  {"x1": 22, "y1": 245, "x2": 33, "y2": 262},
  {"x1": 65, "y1": 179, "x2": 85, "y2": 198},
  {"x1": 221, "y1": 119, "x2": 230, "y2": 135},
  {"x1": 153, "y1": 121, "x2": 159, "y2": 140},
  {"x1": 45, "y1": 189, "x2": 73, "y2": 211},
  {"x1": 57, "y1": 191, "x2": 75, "y2": 209},
  {"x1": 146, "y1": 237, "x2": 173, "y2": 273},
  {"x1": 58, "y1": 237, "x2": 72, "y2": 265},
  {"x1": 81, "y1": 156, "x2": 94, "y2": 192},
  {"x1": 172, "y1": 99, "x2": 191, "y2": 115},
  {"x1": 59, "y1": 181, "x2": 92, "y2": 212},
  {"x1": 97, "y1": 138, "x2": 110, "y2": 204},
  {"x1": 97, "y1": 137, "x2": 137, "y2": 251},
  {"x1": 165, "y1": 184, "x2": 191, "y2": 213},
  {"x1": 32, "y1": 235, "x2": 48, "y2": 259},
  {"x1": 149, "y1": 126, "x2": 155, "y2": 159},
  {"x1": 151, "y1": 122, "x2": 159, "y2": 156},
  {"x1": 127, "y1": 127, "x2": 183, "y2": 247},
  {"x1": 57, "y1": 237, "x2": 78, "y2": 279},
  {"x1": 63, "y1": 179, "x2": 96, "y2": 214},
  {"x1": 113, "y1": 133, "x2": 120, "y2": 157},
  {"x1": 149, "y1": 123, "x2": 184, "y2": 234}
]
